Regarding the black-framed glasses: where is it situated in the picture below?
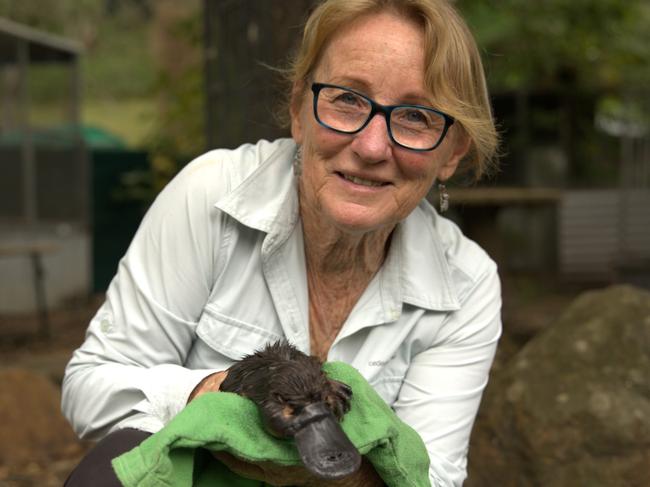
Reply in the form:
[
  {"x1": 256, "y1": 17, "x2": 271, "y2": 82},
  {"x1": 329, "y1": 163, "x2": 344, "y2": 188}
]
[{"x1": 311, "y1": 82, "x2": 454, "y2": 151}]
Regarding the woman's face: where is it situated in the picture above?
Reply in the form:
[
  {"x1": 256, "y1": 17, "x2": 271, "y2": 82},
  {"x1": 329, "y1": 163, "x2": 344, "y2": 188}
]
[{"x1": 291, "y1": 11, "x2": 469, "y2": 235}]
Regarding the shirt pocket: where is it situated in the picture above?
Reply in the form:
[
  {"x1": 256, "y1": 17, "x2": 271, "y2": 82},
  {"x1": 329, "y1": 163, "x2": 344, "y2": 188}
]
[
  {"x1": 196, "y1": 304, "x2": 284, "y2": 361},
  {"x1": 369, "y1": 376, "x2": 403, "y2": 406},
  {"x1": 365, "y1": 355, "x2": 409, "y2": 406}
]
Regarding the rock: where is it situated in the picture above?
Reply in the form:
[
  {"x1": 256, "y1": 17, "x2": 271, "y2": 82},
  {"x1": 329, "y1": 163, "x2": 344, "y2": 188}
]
[
  {"x1": 0, "y1": 368, "x2": 84, "y2": 467},
  {"x1": 466, "y1": 285, "x2": 650, "y2": 487}
]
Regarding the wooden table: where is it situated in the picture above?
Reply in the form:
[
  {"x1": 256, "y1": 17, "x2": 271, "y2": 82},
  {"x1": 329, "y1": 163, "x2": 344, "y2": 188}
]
[
  {"x1": 448, "y1": 187, "x2": 562, "y2": 206},
  {"x1": 442, "y1": 187, "x2": 562, "y2": 268}
]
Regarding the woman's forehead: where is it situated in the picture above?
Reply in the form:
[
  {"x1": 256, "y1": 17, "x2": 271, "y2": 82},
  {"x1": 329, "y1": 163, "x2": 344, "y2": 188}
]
[{"x1": 313, "y1": 12, "x2": 430, "y2": 103}]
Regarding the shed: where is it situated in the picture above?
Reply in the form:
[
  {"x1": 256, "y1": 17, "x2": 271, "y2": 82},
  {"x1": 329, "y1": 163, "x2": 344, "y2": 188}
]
[
  {"x1": 0, "y1": 17, "x2": 86, "y2": 225},
  {"x1": 0, "y1": 17, "x2": 90, "y2": 316}
]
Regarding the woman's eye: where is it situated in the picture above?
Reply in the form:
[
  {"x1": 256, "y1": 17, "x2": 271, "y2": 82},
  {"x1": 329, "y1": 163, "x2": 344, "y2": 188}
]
[
  {"x1": 334, "y1": 92, "x2": 361, "y2": 106},
  {"x1": 404, "y1": 109, "x2": 428, "y2": 124}
]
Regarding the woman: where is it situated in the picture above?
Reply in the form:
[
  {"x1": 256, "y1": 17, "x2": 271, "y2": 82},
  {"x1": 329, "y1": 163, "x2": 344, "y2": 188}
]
[{"x1": 63, "y1": 0, "x2": 501, "y2": 485}]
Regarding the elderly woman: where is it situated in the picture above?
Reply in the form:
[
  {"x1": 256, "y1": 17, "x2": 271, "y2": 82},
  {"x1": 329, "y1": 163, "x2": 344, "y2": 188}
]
[{"x1": 63, "y1": 0, "x2": 500, "y2": 485}]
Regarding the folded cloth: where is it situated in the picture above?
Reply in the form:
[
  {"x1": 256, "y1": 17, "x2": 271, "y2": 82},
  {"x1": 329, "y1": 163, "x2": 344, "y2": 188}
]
[{"x1": 112, "y1": 362, "x2": 431, "y2": 487}]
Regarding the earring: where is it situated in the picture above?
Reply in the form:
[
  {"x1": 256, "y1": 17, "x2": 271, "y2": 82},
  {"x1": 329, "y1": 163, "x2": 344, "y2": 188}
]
[
  {"x1": 293, "y1": 146, "x2": 303, "y2": 177},
  {"x1": 438, "y1": 183, "x2": 449, "y2": 213}
]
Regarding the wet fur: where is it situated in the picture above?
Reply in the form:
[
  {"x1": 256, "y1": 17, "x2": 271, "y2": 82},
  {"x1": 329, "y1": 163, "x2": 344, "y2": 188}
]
[{"x1": 220, "y1": 341, "x2": 352, "y2": 437}]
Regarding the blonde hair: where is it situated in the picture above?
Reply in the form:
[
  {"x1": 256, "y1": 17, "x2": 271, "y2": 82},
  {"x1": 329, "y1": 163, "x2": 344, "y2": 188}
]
[{"x1": 284, "y1": 0, "x2": 499, "y2": 180}]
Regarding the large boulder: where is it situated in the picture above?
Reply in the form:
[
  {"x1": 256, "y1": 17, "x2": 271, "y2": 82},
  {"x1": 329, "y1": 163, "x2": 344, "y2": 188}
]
[
  {"x1": 466, "y1": 285, "x2": 650, "y2": 487},
  {"x1": 0, "y1": 368, "x2": 84, "y2": 467}
]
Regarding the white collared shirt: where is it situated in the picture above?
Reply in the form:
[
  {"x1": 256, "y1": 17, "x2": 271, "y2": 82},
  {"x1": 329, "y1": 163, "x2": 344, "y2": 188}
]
[{"x1": 62, "y1": 138, "x2": 501, "y2": 486}]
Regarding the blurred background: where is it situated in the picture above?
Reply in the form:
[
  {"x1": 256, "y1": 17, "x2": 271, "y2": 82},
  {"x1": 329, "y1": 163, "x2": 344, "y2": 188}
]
[{"x1": 0, "y1": 1, "x2": 648, "y2": 485}]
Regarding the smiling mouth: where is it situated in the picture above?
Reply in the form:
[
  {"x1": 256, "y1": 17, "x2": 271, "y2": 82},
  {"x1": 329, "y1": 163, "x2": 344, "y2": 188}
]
[{"x1": 337, "y1": 172, "x2": 388, "y2": 188}]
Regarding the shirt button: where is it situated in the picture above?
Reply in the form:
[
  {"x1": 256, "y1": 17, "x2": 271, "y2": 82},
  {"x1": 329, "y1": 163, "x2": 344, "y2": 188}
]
[{"x1": 100, "y1": 318, "x2": 112, "y2": 333}]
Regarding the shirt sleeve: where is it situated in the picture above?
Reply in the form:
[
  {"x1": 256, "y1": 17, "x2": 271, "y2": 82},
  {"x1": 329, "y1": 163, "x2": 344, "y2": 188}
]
[
  {"x1": 61, "y1": 153, "x2": 228, "y2": 440},
  {"x1": 392, "y1": 261, "x2": 502, "y2": 487}
]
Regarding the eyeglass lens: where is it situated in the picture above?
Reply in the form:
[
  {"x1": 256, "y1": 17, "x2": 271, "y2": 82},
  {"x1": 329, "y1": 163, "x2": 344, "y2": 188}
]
[{"x1": 315, "y1": 85, "x2": 448, "y2": 150}]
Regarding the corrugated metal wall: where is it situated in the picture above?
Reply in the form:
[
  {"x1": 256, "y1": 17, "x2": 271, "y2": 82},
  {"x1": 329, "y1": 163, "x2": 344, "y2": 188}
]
[{"x1": 559, "y1": 189, "x2": 650, "y2": 281}]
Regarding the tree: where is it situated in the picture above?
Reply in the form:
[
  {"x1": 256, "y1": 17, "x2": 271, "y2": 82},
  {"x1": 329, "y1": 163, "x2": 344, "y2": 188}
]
[
  {"x1": 457, "y1": 0, "x2": 650, "y2": 94},
  {"x1": 456, "y1": 0, "x2": 650, "y2": 186}
]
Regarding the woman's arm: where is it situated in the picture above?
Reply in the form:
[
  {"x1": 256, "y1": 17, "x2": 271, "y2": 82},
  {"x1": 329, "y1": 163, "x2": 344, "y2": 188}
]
[
  {"x1": 393, "y1": 262, "x2": 502, "y2": 487},
  {"x1": 62, "y1": 152, "x2": 230, "y2": 439}
]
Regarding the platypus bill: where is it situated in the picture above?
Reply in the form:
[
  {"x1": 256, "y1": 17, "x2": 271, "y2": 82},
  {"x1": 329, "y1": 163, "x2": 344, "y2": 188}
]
[{"x1": 220, "y1": 341, "x2": 362, "y2": 480}]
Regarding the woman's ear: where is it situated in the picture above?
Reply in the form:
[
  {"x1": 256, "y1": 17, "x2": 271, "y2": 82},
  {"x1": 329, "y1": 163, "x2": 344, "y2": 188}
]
[
  {"x1": 437, "y1": 129, "x2": 471, "y2": 182},
  {"x1": 290, "y1": 81, "x2": 306, "y2": 144}
]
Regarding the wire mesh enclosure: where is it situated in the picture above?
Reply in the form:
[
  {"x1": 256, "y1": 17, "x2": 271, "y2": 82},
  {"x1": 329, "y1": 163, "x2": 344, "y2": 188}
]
[{"x1": 0, "y1": 18, "x2": 87, "y2": 228}]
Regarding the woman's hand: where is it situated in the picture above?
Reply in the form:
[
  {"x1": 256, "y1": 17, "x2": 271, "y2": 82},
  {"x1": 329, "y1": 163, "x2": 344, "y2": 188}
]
[
  {"x1": 213, "y1": 451, "x2": 385, "y2": 487},
  {"x1": 187, "y1": 370, "x2": 228, "y2": 402},
  {"x1": 187, "y1": 368, "x2": 384, "y2": 485}
]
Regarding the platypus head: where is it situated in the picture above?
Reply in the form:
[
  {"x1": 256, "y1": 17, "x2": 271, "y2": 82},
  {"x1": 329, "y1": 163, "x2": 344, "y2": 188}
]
[{"x1": 220, "y1": 341, "x2": 362, "y2": 480}]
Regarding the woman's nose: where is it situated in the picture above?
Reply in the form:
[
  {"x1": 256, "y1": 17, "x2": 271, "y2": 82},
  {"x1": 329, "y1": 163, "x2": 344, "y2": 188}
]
[{"x1": 350, "y1": 114, "x2": 392, "y2": 163}]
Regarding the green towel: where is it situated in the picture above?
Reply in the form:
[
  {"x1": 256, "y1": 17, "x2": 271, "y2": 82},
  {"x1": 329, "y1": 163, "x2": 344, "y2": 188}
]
[{"x1": 112, "y1": 362, "x2": 431, "y2": 487}]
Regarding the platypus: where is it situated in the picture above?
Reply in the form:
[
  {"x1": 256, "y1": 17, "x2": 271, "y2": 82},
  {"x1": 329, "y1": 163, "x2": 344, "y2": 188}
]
[{"x1": 219, "y1": 341, "x2": 362, "y2": 480}]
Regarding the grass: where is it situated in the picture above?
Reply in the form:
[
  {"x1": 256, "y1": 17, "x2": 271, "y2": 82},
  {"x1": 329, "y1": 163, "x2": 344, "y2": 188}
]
[
  {"x1": 26, "y1": 97, "x2": 157, "y2": 149},
  {"x1": 82, "y1": 98, "x2": 157, "y2": 149}
]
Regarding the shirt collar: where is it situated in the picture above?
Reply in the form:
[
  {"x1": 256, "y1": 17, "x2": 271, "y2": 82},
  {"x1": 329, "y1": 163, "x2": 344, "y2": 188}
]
[
  {"x1": 214, "y1": 138, "x2": 299, "y2": 241},
  {"x1": 391, "y1": 204, "x2": 461, "y2": 311},
  {"x1": 215, "y1": 138, "x2": 460, "y2": 312}
]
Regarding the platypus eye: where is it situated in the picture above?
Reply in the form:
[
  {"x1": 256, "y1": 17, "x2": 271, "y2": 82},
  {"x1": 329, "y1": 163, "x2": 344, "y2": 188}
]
[
  {"x1": 288, "y1": 402, "x2": 304, "y2": 415},
  {"x1": 272, "y1": 395, "x2": 303, "y2": 416}
]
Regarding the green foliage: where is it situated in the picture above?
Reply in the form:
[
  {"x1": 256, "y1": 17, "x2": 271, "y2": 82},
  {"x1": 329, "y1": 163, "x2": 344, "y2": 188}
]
[
  {"x1": 456, "y1": 0, "x2": 649, "y2": 187},
  {"x1": 458, "y1": 0, "x2": 650, "y2": 92},
  {"x1": 115, "y1": 2, "x2": 205, "y2": 206},
  {"x1": 82, "y1": 15, "x2": 156, "y2": 100},
  {"x1": 0, "y1": 0, "x2": 102, "y2": 36},
  {"x1": 146, "y1": 6, "x2": 204, "y2": 161},
  {"x1": 0, "y1": 0, "x2": 155, "y2": 101}
]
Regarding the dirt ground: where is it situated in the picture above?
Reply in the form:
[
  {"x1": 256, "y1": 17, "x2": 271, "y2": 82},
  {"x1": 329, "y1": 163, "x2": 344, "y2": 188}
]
[
  {"x1": 0, "y1": 295, "x2": 102, "y2": 487},
  {"x1": 0, "y1": 275, "x2": 580, "y2": 486}
]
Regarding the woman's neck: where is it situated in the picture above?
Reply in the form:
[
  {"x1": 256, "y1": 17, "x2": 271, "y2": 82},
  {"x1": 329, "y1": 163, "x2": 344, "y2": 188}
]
[
  {"x1": 300, "y1": 198, "x2": 393, "y2": 281},
  {"x1": 300, "y1": 193, "x2": 394, "y2": 360}
]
